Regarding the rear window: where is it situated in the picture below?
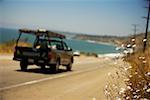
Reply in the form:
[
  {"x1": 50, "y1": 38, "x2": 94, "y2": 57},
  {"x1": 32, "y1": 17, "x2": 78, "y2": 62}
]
[{"x1": 18, "y1": 33, "x2": 36, "y2": 47}]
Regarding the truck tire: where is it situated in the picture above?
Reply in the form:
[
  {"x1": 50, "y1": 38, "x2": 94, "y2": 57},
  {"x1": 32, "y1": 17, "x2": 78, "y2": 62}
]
[
  {"x1": 66, "y1": 62, "x2": 72, "y2": 71},
  {"x1": 51, "y1": 60, "x2": 59, "y2": 73},
  {"x1": 20, "y1": 60, "x2": 28, "y2": 71},
  {"x1": 41, "y1": 65, "x2": 46, "y2": 70}
]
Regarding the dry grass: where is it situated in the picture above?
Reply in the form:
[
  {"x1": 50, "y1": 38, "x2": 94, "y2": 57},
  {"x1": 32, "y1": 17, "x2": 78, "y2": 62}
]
[
  {"x1": 123, "y1": 49, "x2": 150, "y2": 99},
  {"x1": 0, "y1": 40, "x2": 31, "y2": 54},
  {"x1": 104, "y1": 50, "x2": 150, "y2": 100},
  {"x1": 104, "y1": 34, "x2": 150, "y2": 100},
  {"x1": 104, "y1": 60, "x2": 129, "y2": 100}
]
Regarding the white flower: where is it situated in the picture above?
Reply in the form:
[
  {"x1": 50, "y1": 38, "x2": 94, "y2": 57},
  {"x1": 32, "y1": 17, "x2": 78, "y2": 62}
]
[
  {"x1": 139, "y1": 57, "x2": 142, "y2": 59},
  {"x1": 132, "y1": 38, "x2": 135, "y2": 42},
  {"x1": 112, "y1": 84, "x2": 116, "y2": 87},
  {"x1": 127, "y1": 86, "x2": 132, "y2": 90},
  {"x1": 143, "y1": 85, "x2": 148, "y2": 90},
  {"x1": 138, "y1": 75, "x2": 142, "y2": 78},
  {"x1": 132, "y1": 44, "x2": 136, "y2": 48},
  {"x1": 133, "y1": 92, "x2": 136, "y2": 94},
  {"x1": 146, "y1": 88, "x2": 150, "y2": 93},
  {"x1": 116, "y1": 97, "x2": 121, "y2": 100},
  {"x1": 104, "y1": 90, "x2": 108, "y2": 95},
  {"x1": 136, "y1": 89, "x2": 140, "y2": 93},
  {"x1": 133, "y1": 95, "x2": 138, "y2": 99},
  {"x1": 105, "y1": 85, "x2": 108, "y2": 88},
  {"x1": 143, "y1": 39, "x2": 147, "y2": 42},
  {"x1": 136, "y1": 95, "x2": 141, "y2": 99},
  {"x1": 129, "y1": 75, "x2": 132, "y2": 78},
  {"x1": 134, "y1": 72, "x2": 138, "y2": 75},
  {"x1": 124, "y1": 78, "x2": 129, "y2": 82},
  {"x1": 146, "y1": 72, "x2": 150, "y2": 76},
  {"x1": 138, "y1": 82, "x2": 142, "y2": 84},
  {"x1": 142, "y1": 57, "x2": 145, "y2": 60},
  {"x1": 124, "y1": 67, "x2": 128, "y2": 71},
  {"x1": 129, "y1": 83, "x2": 132, "y2": 86},
  {"x1": 128, "y1": 66, "x2": 132, "y2": 69},
  {"x1": 142, "y1": 60, "x2": 147, "y2": 64},
  {"x1": 119, "y1": 88, "x2": 125, "y2": 94},
  {"x1": 126, "y1": 96, "x2": 130, "y2": 100},
  {"x1": 139, "y1": 56, "x2": 145, "y2": 60}
]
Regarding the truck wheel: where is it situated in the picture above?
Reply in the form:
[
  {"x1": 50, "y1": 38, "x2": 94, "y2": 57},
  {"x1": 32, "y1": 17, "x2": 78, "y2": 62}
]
[
  {"x1": 66, "y1": 62, "x2": 72, "y2": 71},
  {"x1": 41, "y1": 65, "x2": 46, "y2": 70},
  {"x1": 51, "y1": 61, "x2": 59, "y2": 73},
  {"x1": 20, "y1": 60, "x2": 28, "y2": 71}
]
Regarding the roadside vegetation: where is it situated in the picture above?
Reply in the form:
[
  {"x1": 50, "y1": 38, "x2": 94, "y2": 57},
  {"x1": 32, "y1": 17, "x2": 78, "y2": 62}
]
[
  {"x1": 80, "y1": 52, "x2": 97, "y2": 57},
  {"x1": 104, "y1": 32, "x2": 150, "y2": 99},
  {"x1": 0, "y1": 40, "x2": 31, "y2": 54}
]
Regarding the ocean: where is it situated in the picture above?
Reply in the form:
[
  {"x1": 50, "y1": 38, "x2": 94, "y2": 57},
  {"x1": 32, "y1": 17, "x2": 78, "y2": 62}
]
[{"x1": 0, "y1": 28, "x2": 118, "y2": 54}]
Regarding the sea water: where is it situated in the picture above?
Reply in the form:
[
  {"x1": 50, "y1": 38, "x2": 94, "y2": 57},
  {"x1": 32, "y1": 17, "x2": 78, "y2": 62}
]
[{"x1": 0, "y1": 28, "x2": 118, "y2": 54}]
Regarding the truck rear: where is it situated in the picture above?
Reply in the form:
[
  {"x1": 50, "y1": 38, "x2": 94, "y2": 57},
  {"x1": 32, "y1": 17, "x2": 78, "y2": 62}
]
[{"x1": 13, "y1": 29, "x2": 73, "y2": 72}]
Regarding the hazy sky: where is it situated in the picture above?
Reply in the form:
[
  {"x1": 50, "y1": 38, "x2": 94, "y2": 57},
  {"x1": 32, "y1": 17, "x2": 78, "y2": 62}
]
[{"x1": 0, "y1": 0, "x2": 148, "y2": 36}]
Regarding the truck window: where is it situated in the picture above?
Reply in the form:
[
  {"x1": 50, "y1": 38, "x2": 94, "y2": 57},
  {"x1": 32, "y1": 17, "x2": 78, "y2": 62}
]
[
  {"x1": 17, "y1": 33, "x2": 36, "y2": 47},
  {"x1": 63, "y1": 42, "x2": 68, "y2": 50},
  {"x1": 49, "y1": 41, "x2": 63, "y2": 50}
]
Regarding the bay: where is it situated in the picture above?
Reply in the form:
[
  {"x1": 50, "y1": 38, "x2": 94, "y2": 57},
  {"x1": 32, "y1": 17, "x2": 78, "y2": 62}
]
[{"x1": 0, "y1": 28, "x2": 118, "y2": 54}]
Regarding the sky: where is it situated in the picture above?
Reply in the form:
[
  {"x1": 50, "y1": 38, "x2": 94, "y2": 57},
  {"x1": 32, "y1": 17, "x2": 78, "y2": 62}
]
[{"x1": 0, "y1": 0, "x2": 148, "y2": 36}]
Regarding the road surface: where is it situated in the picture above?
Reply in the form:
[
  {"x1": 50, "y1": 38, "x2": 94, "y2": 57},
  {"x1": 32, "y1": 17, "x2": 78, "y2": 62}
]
[{"x1": 0, "y1": 55, "x2": 123, "y2": 100}]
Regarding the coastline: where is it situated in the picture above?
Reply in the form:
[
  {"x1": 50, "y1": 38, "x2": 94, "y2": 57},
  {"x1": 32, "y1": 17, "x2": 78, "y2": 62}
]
[
  {"x1": 0, "y1": 38, "x2": 120, "y2": 56},
  {"x1": 86, "y1": 39, "x2": 119, "y2": 47}
]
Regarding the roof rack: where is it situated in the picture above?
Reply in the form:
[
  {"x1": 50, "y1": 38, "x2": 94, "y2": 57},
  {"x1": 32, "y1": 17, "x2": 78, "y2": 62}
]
[{"x1": 19, "y1": 28, "x2": 66, "y2": 39}]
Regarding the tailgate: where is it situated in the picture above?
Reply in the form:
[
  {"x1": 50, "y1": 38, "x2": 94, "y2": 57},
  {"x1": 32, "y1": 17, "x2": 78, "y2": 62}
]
[{"x1": 13, "y1": 46, "x2": 41, "y2": 61}]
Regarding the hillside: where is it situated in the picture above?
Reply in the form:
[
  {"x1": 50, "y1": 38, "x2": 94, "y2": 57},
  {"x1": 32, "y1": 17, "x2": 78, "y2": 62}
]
[
  {"x1": 73, "y1": 32, "x2": 150, "y2": 48},
  {"x1": 73, "y1": 34, "x2": 128, "y2": 46},
  {"x1": 122, "y1": 32, "x2": 150, "y2": 50}
]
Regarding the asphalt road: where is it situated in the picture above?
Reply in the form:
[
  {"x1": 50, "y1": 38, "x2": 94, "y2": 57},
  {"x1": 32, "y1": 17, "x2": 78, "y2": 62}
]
[{"x1": 0, "y1": 56, "x2": 123, "y2": 100}]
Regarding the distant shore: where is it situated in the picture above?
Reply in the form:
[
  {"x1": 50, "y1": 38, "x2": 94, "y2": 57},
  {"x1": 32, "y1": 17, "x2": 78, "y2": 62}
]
[{"x1": 0, "y1": 38, "x2": 119, "y2": 55}]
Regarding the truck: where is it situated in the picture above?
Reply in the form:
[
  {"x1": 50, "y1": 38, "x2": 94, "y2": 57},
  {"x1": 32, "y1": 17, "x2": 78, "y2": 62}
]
[{"x1": 13, "y1": 29, "x2": 74, "y2": 72}]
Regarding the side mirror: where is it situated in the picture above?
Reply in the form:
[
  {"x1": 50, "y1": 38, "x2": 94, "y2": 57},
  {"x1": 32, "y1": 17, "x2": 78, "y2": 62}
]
[{"x1": 67, "y1": 47, "x2": 72, "y2": 51}]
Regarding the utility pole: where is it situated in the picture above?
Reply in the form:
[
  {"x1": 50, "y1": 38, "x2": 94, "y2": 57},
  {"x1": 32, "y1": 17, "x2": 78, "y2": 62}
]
[
  {"x1": 131, "y1": 24, "x2": 138, "y2": 53},
  {"x1": 143, "y1": 0, "x2": 150, "y2": 52}
]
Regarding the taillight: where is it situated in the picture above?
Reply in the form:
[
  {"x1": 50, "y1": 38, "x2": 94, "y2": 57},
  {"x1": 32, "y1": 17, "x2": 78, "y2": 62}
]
[{"x1": 48, "y1": 52, "x2": 52, "y2": 59}]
